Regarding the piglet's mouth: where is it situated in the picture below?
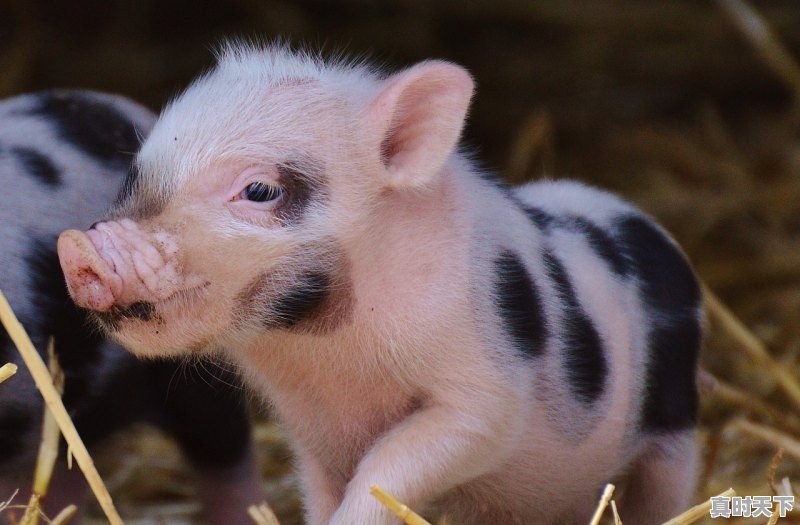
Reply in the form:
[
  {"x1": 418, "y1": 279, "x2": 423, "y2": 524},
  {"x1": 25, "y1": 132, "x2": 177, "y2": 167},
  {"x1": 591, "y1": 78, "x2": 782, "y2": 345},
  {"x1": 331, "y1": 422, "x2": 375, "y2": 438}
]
[{"x1": 93, "y1": 300, "x2": 158, "y2": 328}]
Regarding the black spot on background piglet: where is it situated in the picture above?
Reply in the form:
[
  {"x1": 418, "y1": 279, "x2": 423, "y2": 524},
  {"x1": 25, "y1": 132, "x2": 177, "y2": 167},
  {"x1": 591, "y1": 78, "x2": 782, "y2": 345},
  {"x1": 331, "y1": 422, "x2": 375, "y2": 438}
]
[
  {"x1": 0, "y1": 406, "x2": 35, "y2": 459},
  {"x1": 28, "y1": 91, "x2": 142, "y2": 169},
  {"x1": 615, "y1": 215, "x2": 701, "y2": 432},
  {"x1": 494, "y1": 251, "x2": 547, "y2": 359},
  {"x1": 152, "y1": 359, "x2": 253, "y2": 469},
  {"x1": 12, "y1": 147, "x2": 61, "y2": 187},
  {"x1": 543, "y1": 252, "x2": 607, "y2": 404}
]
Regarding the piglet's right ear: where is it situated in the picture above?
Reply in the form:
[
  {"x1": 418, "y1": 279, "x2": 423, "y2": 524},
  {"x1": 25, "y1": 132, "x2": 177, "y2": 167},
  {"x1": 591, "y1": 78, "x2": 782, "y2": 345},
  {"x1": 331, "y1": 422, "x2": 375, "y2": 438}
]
[{"x1": 365, "y1": 60, "x2": 474, "y2": 189}]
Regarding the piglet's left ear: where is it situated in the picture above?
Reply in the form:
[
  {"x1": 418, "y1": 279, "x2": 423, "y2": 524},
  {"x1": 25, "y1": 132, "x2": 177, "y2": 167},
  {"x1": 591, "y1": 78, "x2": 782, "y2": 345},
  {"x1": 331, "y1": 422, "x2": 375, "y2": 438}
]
[{"x1": 366, "y1": 60, "x2": 474, "y2": 189}]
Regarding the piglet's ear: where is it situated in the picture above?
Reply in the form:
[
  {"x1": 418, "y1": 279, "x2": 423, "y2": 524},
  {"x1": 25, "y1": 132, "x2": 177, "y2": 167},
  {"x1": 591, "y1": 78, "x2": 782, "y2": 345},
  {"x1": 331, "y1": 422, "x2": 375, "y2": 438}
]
[{"x1": 366, "y1": 61, "x2": 474, "y2": 189}]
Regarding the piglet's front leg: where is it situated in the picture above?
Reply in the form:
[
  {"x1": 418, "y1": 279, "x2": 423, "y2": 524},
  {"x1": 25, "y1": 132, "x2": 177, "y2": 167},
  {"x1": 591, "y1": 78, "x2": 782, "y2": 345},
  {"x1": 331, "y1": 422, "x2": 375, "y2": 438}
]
[{"x1": 327, "y1": 397, "x2": 519, "y2": 525}]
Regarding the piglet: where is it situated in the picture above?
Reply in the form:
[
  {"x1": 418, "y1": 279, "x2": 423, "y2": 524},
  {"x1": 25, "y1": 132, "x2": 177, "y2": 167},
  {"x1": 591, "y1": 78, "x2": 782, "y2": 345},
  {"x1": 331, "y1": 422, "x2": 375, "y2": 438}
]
[
  {"x1": 0, "y1": 90, "x2": 261, "y2": 525},
  {"x1": 58, "y1": 45, "x2": 702, "y2": 525}
]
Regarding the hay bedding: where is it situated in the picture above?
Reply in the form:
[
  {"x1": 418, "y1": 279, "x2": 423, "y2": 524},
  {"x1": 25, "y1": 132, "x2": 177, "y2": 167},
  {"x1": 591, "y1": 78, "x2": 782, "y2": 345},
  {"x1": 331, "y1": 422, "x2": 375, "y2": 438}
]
[{"x1": 2, "y1": 1, "x2": 800, "y2": 523}]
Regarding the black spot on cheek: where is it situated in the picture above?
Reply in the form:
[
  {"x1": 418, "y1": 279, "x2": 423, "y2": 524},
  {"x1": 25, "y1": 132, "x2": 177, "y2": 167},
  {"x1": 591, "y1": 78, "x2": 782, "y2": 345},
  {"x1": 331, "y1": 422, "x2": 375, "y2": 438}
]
[
  {"x1": 270, "y1": 271, "x2": 331, "y2": 328},
  {"x1": 12, "y1": 147, "x2": 61, "y2": 187},
  {"x1": 494, "y1": 251, "x2": 547, "y2": 359},
  {"x1": 543, "y1": 252, "x2": 607, "y2": 404}
]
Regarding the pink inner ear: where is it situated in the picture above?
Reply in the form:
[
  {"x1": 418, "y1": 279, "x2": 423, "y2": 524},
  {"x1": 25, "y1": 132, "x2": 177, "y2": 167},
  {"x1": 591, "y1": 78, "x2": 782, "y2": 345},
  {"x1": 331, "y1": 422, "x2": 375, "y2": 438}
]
[{"x1": 369, "y1": 61, "x2": 474, "y2": 188}]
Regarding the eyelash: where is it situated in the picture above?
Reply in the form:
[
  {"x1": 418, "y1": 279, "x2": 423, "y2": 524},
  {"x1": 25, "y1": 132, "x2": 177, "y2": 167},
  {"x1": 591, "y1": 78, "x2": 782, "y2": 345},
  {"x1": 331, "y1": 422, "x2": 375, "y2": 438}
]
[{"x1": 241, "y1": 181, "x2": 284, "y2": 203}]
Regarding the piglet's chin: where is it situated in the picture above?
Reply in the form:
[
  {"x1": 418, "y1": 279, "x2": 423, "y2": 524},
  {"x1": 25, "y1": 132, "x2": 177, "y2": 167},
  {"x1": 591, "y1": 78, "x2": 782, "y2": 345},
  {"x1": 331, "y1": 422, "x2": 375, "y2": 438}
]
[{"x1": 102, "y1": 322, "x2": 206, "y2": 359}]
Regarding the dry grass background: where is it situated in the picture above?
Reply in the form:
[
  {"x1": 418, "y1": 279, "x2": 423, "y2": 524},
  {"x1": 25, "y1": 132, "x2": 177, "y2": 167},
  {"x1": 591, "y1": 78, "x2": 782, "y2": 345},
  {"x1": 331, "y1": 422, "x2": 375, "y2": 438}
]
[{"x1": 3, "y1": 0, "x2": 800, "y2": 523}]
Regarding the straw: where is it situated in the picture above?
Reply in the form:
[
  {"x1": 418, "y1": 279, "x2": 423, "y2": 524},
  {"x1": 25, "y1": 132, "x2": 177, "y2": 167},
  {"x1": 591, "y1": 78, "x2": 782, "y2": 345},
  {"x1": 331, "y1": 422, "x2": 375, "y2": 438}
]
[{"x1": 0, "y1": 289, "x2": 124, "y2": 525}]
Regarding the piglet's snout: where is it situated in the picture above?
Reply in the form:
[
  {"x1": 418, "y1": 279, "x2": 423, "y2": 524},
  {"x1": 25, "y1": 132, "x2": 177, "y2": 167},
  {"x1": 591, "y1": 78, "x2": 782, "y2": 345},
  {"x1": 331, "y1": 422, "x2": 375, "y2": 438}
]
[
  {"x1": 58, "y1": 219, "x2": 183, "y2": 313},
  {"x1": 58, "y1": 228, "x2": 122, "y2": 312}
]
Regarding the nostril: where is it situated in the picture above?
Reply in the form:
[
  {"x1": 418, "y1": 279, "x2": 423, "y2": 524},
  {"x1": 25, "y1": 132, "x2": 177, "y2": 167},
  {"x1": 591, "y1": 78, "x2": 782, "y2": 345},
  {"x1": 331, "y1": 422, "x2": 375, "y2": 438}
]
[
  {"x1": 88, "y1": 221, "x2": 102, "y2": 230},
  {"x1": 57, "y1": 229, "x2": 118, "y2": 312}
]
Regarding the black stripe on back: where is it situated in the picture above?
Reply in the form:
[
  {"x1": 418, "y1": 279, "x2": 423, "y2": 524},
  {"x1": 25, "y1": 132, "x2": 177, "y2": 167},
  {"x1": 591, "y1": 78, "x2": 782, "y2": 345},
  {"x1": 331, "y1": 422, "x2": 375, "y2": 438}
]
[
  {"x1": 519, "y1": 205, "x2": 556, "y2": 230},
  {"x1": 12, "y1": 146, "x2": 61, "y2": 187},
  {"x1": 494, "y1": 251, "x2": 547, "y2": 359},
  {"x1": 615, "y1": 216, "x2": 701, "y2": 312},
  {"x1": 560, "y1": 216, "x2": 632, "y2": 276},
  {"x1": 543, "y1": 252, "x2": 607, "y2": 403},
  {"x1": 513, "y1": 200, "x2": 632, "y2": 277},
  {"x1": 614, "y1": 215, "x2": 701, "y2": 432}
]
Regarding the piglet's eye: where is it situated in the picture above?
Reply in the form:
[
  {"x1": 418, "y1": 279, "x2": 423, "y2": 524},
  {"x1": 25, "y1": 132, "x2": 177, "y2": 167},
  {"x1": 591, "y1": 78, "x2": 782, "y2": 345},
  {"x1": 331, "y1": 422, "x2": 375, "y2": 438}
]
[{"x1": 242, "y1": 182, "x2": 284, "y2": 203}]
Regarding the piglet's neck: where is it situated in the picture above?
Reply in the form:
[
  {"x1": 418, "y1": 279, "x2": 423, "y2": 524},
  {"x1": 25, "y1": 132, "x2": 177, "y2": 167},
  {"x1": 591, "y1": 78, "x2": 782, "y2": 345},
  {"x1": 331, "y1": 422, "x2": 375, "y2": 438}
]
[{"x1": 347, "y1": 162, "x2": 473, "y2": 327}]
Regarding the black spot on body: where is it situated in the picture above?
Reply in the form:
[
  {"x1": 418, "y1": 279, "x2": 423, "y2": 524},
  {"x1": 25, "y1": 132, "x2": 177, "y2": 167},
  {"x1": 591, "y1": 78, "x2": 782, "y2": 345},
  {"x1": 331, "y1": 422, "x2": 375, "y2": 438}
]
[
  {"x1": 615, "y1": 215, "x2": 701, "y2": 432},
  {"x1": 494, "y1": 251, "x2": 547, "y2": 359},
  {"x1": 12, "y1": 147, "x2": 61, "y2": 186},
  {"x1": 641, "y1": 321, "x2": 701, "y2": 430},
  {"x1": 543, "y1": 252, "x2": 607, "y2": 404},
  {"x1": 615, "y1": 216, "x2": 701, "y2": 312},
  {"x1": 27, "y1": 91, "x2": 142, "y2": 169},
  {"x1": 270, "y1": 271, "x2": 331, "y2": 328}
]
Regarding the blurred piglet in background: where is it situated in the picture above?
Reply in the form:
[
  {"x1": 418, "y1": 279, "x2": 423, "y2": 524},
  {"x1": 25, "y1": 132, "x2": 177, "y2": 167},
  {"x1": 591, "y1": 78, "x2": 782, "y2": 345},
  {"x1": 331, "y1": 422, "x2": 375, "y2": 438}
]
[{"x1": 0, "y1": 90, "x2": 261, "y2": 524}]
